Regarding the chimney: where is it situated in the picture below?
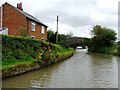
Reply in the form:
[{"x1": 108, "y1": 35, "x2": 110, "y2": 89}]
[{"x1": 17, "y1": 2, "x2": 23, "y2": 10}]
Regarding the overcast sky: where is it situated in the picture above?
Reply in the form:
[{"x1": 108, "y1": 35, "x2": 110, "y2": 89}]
[{"x1": 0, "y1": 0, "x2": 119, "y2": 39}]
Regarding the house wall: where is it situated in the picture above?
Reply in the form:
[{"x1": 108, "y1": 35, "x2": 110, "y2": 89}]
[
  {"x1": 43, "y1": 26, "x2": 47, "y2": 40},
  {"x1": 27, "y1": 19, "x2": 47, "y2": 40},
  {"x1": 2, "y1": 2, "x2": 47, "y2": 40},
  {"x1": 2, "y1": 3, "x2": 27, "y2": 36}
]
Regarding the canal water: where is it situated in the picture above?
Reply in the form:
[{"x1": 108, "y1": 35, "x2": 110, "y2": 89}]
[{"x1": 2, "y1": 49, "x2": 119, "y2": 88}]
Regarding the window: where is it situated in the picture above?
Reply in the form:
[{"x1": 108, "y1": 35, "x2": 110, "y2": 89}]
[
  {"x1": 31, "y1": 22, "x2": 35, "y2": 31},
  {"x1": 41, "y1": 26, "x2": 45, "y2": 34},
  {"x1": 41, "y1": 38, "x2": 44, "y2": 41},
  {"x1": 31, "y1": 36, "x2": 35, "y2": 39}
]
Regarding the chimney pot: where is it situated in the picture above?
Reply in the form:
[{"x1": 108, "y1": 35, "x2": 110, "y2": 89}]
[{"x1": 17, "y1": 2, "x2": 23, "y2": 11}]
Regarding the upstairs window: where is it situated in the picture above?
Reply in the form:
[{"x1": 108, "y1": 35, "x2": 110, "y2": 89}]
[
  {"x1": 31, "y1": 22, "x2": 35, "y2": 31},
  {"x1": 42, "y1": 26, "x2": 45, "y2": 34}
]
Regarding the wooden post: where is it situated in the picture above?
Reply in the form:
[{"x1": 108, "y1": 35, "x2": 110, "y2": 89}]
[{"x1": 56, "y1": 15, "x2": 59, "y2": 44}]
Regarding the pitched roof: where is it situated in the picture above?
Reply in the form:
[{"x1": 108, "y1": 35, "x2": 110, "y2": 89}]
[{"x1": 5, "y1": 2, "x2": 48, "y2": 27}]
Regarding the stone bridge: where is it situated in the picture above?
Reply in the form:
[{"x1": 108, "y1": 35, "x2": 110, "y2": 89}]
[{"x1": 63, "y1": 37, "x2": 88, "y2": 49}]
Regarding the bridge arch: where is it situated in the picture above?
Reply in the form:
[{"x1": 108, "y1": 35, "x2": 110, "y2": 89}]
[{"x1": 62, "y1": 37, "x2": 89, "y2": 49}]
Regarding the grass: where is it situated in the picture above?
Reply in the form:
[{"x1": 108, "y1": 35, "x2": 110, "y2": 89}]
[
  {"x1": 88, "y1": 44, "x2": 119, "y2": 55},
  {"x1": 2, "y1": 48, "x2": 75, "y2": 70},
  {"x1": 2, "y1": 56, "x2": 35, "y2": 70},
  {"x1": 109, "y1": 45, "x2": 118, "y2": 55},
  {"x1": 57, "y1": 48, "x2": 74, "y2": 55},
  {"x1": 102, "y1": 45, "x2": 118, "y2": 55},
  {"x1": 2, "y1": 35, "x2": 75, "y2": 78}
]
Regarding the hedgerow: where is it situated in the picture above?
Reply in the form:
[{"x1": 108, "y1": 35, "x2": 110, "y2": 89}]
[{"x1": 2, "y1": 35, "x2": 74, "y2": 70}]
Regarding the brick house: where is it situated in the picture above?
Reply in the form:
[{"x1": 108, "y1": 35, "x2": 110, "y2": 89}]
[{"x1": 0, "y1": 2, "x2": 47, "y2": 40}]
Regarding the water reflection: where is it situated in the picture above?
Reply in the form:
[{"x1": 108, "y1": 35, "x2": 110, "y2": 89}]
[
  {"x1": 2, "y1": 49, "x2": 118, "y2": 88},
  {"x1": 88, "y1": 53, "x2": 118, "y2": 88},
  {"x1": 118, "y1": 56, "x2": 120, "y2": 88}
]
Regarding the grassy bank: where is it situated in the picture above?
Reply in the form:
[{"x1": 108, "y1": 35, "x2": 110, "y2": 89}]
[
  {"x1": 88, "y1": 44, "x2": 119, "y2": 55},
  {"x1": 1, "y1": 35, "x2": 75, "y2": 78},
  {"x1": 118, "y1": 43, "x2": 120, "y2": 56}
]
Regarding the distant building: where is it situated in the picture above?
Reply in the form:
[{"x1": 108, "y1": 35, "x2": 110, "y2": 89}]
[{"x1": 0, "y1": 2, "x2": 47, "y2": 40}]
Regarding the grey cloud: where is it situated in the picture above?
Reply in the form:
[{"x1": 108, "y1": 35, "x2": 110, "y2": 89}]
[
  {"x1": 61, "y1": 15, "x2": 93, "y2": 27},
  {"x1": 33, "y1": 0, "x2": 96, "y2": 27},
  {"x1": 35, "y1": 10, "x2": 94, "y2": 28},
  {"x1": 33, "y1": 0, "x2": 118, "y2": 29},
  {"x1": 0, "y1": 0, "x2": 118, "y2": 37}
]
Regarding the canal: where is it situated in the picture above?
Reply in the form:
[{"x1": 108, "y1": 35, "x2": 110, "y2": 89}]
[{"x1": 2, "y1": 49, "x2": 119, "y2": 88}]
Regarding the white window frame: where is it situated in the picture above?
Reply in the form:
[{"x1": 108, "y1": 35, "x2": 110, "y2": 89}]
[
  {"x1": 31, "y1": 22, "x2": 35, "y2": 31},
  {"x1": 41, "y1": 26, "x2": 45, "y2": 34},
  {"x1": 31, "y1": 36, "x2": 35, "y2": 39},
  {"x1": 41, "y1": 38, "x2": 44, "y2": 41}
]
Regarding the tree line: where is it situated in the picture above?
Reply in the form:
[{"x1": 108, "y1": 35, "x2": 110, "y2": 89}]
[
  {"x1": 47, "y1": 25, "x2": 119, "y2": 55},
  {"x1": 88, "y1": 25, "x2": 117, "y2": 53},
  {"x1": 47, "y1": 30, "x2": 74, "y2": 47}
]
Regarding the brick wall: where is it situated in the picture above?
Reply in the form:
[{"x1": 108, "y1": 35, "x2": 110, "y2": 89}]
[
  {"x1": 42, "y1": 26, "x2": 47, "y2": 40},
  {"x1": 27, "y1": 19, "x2": 47, "y2": 40},
  {"x1": 2, "y1": 3, "x2": 27, "y2": 36},
  {"x1": 2, "y1": 2, "x2": 47, "y2": 40}
]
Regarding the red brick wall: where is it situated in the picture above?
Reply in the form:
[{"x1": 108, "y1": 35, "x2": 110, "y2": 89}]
[
  {"x1": 27, "y1": 19, "x2": 47, "y2": 40},
  {"x1": 2, "y1": 3, "x2": 27, "y2": 36},
  {"x1": 42, "y1": 26, "x2": 47, "y2": 40},
  {"x1": 2, "y1": 2, "x2": 47, "y2": 40},
  {"x1": 39, "y1": 25, "x2": 47, "y2": 40}
]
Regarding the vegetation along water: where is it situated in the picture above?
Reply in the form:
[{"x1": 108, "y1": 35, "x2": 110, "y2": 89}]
[
  {"x1": 88, "y1": 25, "x2": 119, "y2": 55},
  {"x1": 1, "y1": 35, "x2": 74, "y2": 78},
  {"x1": 1, "y1": 25, "x2": 120, "y2": 88},
  {"x1": 2, "y1": 49, "x2": 119, "y2": 88}
]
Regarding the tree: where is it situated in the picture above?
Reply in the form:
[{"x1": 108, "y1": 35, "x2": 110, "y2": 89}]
[
  {"x1": 118, "y1": 43, "x2": 120, "y2": 55},
  {"x1": 82, "y1": 38, "x2": 91, "y2": 46},
  {"x1": 66, "y1": 32, "x2": 74, "y2": 38},
  {"x1": 47, "y1": 29, "x2": 74, "y2": 47},
  {"x1": 89, "y1": 25, "x2": 117, "y2": 52},
  {"x1": 47, "y1": 29, "x2": 56, "y2": 43}
]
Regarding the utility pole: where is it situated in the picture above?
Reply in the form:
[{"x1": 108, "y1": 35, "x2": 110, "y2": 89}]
[{"x1": 56, "y1": 15, "x2": 59, "y2": 44}]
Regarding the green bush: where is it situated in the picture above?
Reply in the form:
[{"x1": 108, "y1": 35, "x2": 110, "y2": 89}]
[
  {"x1": 2, "y1": 35, "x2": 40, "y2": 60},
  {"x1": 2, "y1": 35, "x2": 75, "y2": 70},
  {"x1": 118, "y1": 43, "x2": 120, "y2": 56},
  {"x1": 88, "y1": 25, "x2": 117, "y2": 54}
]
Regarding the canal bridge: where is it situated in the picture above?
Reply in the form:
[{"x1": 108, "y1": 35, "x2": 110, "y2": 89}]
[{"x1": 63, "y1": 37, "x2": 88, "y2": 49}]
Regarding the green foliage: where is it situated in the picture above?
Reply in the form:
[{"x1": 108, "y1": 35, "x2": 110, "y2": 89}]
[
  {"x1": 47, "y1": 30, "x2": 56, "y2": 43},
  {"x1": 47, "y1": 29, "x2": 74, "y2": 47},
  {"x1": 118, "y1": 43, "x2": 120, "y2": 56},
  {"x1": 51, "y1": 44, "x2": 63, "y2": 51},
  {"x1": 89, "y1": 25, "x2": 117, "y2": 53},
  {"x1": 2, "y1": 57, "x2": 34, "y2": 69},
  {"x1": 58, "y1": 34, "x2": 68, "y2": 47},
  {"x1": 92, "y1": 25, "x2": 116, "y2": 46},
  {"x1": 2, "y1": 35, "x2": 75, "y2": 70},
  {"x1": 2, "y1": 35, "x2": 40, "y2": 61},
  {"x1": 82, "y1": 38, "x2": 91, "y2": 46}
]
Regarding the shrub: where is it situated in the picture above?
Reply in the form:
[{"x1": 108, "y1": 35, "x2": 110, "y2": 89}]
[{"x1": 2, "y1": 35, "x2": 75, "y2": 71}]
